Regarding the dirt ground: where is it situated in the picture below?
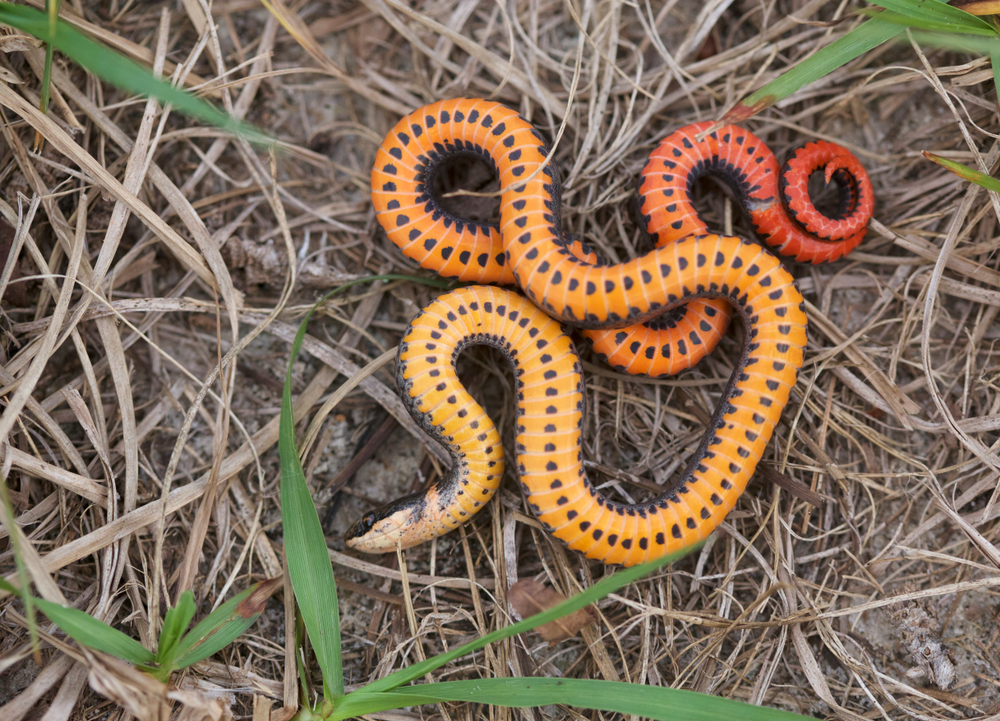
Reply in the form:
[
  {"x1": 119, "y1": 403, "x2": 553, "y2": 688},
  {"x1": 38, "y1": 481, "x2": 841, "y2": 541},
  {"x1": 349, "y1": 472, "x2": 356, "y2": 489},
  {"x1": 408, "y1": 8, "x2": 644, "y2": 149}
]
[{"x1": 1, "y1": 1, "x2": 1000, "y2": 719}]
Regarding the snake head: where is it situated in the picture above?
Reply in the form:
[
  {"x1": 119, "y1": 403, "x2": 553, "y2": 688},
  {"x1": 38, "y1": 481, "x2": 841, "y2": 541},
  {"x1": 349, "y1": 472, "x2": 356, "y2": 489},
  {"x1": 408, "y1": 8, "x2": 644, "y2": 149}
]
[{"x1": 344, "y1": 493, "x2": 438, "y2": 553}]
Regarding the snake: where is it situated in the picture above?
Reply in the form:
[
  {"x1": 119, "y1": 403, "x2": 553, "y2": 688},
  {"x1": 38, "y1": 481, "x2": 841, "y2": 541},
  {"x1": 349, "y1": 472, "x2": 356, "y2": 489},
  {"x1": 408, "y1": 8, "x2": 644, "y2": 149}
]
[{"x1": 344, "y1": 99, "x2": 869, "y2": 565}]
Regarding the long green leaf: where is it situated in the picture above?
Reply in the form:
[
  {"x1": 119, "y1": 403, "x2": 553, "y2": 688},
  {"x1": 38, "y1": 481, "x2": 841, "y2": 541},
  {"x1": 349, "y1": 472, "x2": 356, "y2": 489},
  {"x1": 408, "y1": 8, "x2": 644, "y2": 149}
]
[
  {"x1": 723, "y1": 0, "x2": 1000, "y2": 123},
  {"x1": 280, "y1": 274, "x2": 456, "y2": 703},
  {"x1": 868, "y1": 0, "x2": 997, "y2": 33},
  {"x1": 905, "y1": 29, "x2": 1000, "y2": 50},
  {"x1": 39, "y1": 0, "x2": 59, "y2": 121},
  {"x1": 0, "y1": 3, "x2": 269, "y2": 144},
  {"x1": 354, "y1": 542, "x2": 700, "y2": 698},
  {"x1": 281, "y1": 305, "x2": 347, "y2": 701},
  {"x1": 333, "y1": 678, "x2": 814, "y2": 720},
  {"x1": 722, "y1": 17, "x2": 904, "y2": 123},
  {"x1": 992, "y1": 45, "x2": 1000, "y2": 100},
  {"x1": 0, "y1": 481, "x2": 40, "y2": 662},
  {"x1": 0, "y1": 578, "x2": 155, "y2": 665}
]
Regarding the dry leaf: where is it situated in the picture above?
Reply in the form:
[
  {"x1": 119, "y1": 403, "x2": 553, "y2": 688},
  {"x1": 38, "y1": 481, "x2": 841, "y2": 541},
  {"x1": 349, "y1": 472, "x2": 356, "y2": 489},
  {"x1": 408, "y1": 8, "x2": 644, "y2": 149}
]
[
  {"x1": 169, "y1": 687, "x2": 234, "y2": 721},
  {"x1": 948, "y1": 0, "x2": 1000, "y2": 14},
  {"x1": 0, "y1": 34, "x2": 41, "y2": 53},
  {"x1": 86, "y1": 652, "x2": 170, "y2": 721},
  {"x1": 509, "y1": 579, "x2": 595, "y2": 644}
]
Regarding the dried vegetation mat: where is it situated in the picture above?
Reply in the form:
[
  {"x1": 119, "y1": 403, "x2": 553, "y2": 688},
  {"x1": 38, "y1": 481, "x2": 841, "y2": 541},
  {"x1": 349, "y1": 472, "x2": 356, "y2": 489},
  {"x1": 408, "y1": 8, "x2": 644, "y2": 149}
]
[{"x1": 0, "y1": 0, "x2": 999, "y2": 719}]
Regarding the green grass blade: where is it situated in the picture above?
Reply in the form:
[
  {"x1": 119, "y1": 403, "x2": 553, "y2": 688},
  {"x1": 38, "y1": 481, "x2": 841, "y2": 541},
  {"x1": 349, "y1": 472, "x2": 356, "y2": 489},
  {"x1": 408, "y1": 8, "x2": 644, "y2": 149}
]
[
  {"x1": 0, "y1": 3, "x2": 269, "y2": 144},
  {"x1": 157, "y1": 589, "x2": 196, "y2": 662},
  {"x1": 35, "y1": 596, "x2": 156, "y2": 665},
  {"x1": 39, "y1": 0, "x2": 59, "y2": 119},
  {"x1": 278, "y1": 274, "x2": 457, "y2": 703},
  {"x1": 0, "y1": 481, "x2": 40, "y2": 660},
  {"x1": 171, "y1": 577, "x2": 282, "y2": 669},
  {"x1": 355, "y1": 543, "x2": 701, "y2": 698},
  {"x1": 723, "y1": 0, "x2": 1000, "y2": 123},
  {"x1": 992, "y1": 45, "x2": 1000, "y2": 98},
  {"x1": 0, "y1": 578, "x2": 156, "y2": 665},
  {"x1": 332, "y1": 678, "x2": 814, "y2": 720},
  {"x1": 904, "y1": 29, "x2": 1000, "y2": 51},
  {"x1": 874, "y1": 9, "x2": 998, "y2": 33},
  {"x1": 722, "y1": 17, "x2": 904, "y2": 123},
  {"x1": 867, "y1": 0, "x2": 997, "y2": 33},
  {"x1": 40, "y1": 42, "x2": 53, "y2": 112},
  {"x1": 281, "y1": 299, "x2": 347, "y2": 701},
  {"x1": 922, "y1": 151, "x2": 1000, "y2": 192}
]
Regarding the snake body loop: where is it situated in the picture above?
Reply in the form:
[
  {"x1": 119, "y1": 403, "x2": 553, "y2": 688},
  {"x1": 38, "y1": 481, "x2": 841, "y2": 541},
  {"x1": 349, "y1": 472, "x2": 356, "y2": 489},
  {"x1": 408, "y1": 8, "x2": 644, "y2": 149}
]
[
  {"x1": 345, "y1": 235, "x2": 807, "y2": 566},
  {"x1": 371, "y1": 98, "x2": 871, "y2": 375}
]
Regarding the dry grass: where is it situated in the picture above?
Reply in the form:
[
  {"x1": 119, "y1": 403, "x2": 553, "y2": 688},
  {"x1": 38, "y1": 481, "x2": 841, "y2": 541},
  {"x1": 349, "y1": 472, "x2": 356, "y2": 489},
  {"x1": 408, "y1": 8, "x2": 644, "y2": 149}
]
[{"x1": 1, "y1": 0, "x2": 999, "y2": 719}]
